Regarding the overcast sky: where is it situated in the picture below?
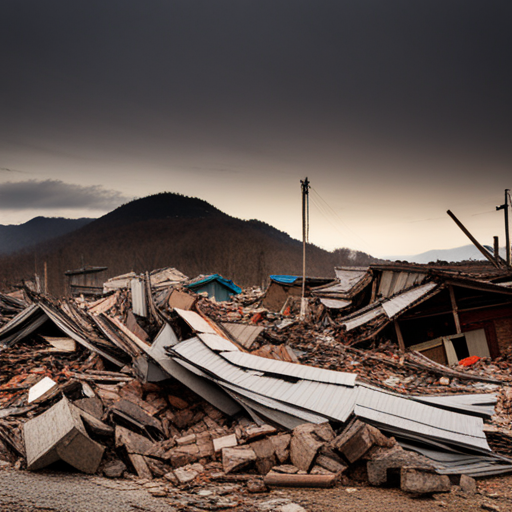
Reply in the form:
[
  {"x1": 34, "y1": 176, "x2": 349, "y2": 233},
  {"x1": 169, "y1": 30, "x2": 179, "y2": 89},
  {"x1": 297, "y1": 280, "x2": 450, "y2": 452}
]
[{"x1": 1, "y1": 1, "x2": 511, "y2": 257}]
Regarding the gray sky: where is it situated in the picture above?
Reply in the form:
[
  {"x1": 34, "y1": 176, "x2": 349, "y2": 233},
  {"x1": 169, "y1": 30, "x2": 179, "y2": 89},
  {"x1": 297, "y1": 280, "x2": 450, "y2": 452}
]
[{"x1": 1, "y1": 1, "x2": 511, "y2": 257}]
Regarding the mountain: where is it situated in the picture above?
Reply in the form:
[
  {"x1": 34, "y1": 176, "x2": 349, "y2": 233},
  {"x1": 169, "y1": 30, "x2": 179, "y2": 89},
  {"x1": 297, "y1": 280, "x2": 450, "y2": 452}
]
[
  {"x1": 388, "y1": 244, "x2": 505, "y2": 264},
  {"x1": 0, "y1": 193, "x2": 381, "y2": 296},
  {"x1": 0, "y1": 217, "x2": 94, "y2": 255}
]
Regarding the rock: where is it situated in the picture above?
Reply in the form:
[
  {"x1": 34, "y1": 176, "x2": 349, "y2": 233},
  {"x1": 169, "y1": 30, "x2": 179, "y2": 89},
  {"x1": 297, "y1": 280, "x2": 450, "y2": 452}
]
[
  {"x1": 481, "y1": 503, "x2": 501, "y2": 512},
  {"x1": 246, "y1": 478, "x2": 268, "y2": 493},
  {"x1": 165, "y1": 443, "x2": 200, "y2": 468},
  {"x1": 244, "y1": 424, "x2": 277, "y2": 441},
  {"x1": 315, "y1": 447, "x2": 347, "y2": 475},
  {"x1": 367, "y1": 445, "x2": 433, "y2": 486},
  {"x1": 213, "y1": 434, "x2": 238, "y2": 453},
  {"x1": 279, "y1": 505, "x2": 308, "y2": 512},
  {"x1": 269, "y1": 434, "x2": 291, "y2": 464},
  {"x1": 400, "y1": 466, "x2": 451, "y2": 494},
  {"x1": 310, "y1": 465, "x2": 334, "y2": 475},
  {"x1": 103, "y1": 460, "x2": 127, "y2": 478},
  {"x1": 290, "y1": 424, "x2": 324, "y2": 472},
  {"x1": 176, "y1": 434, "x2": 196, "y2": 446},
  {"x1": 331, "y1": 420, "x2": 375, "y2": 463},
  {"x1": 459, "y1": 474, "x2": 477, "y2": 494},
  {"x1": 250, "y1": 438, "x2": 277, "y2": 475},
  {"x1": 222, "y1": 447, "x2": 257, "y2": 474},
  {"x1": 167, "y1": 395, "x2": 189, "y2": 409},
  {"x1": 174, "y1": 465, "x2": 201, "y2": 484},
  {"x1": 272, "y1": 465, "x2": 299, "y2": 474}
]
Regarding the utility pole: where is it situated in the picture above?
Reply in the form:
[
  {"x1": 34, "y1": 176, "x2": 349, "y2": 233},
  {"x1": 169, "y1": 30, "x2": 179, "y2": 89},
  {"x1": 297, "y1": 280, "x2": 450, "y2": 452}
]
[
  {"x1": 300, "y1": 177, "x2": 310, "y2": 320},
  {"x1": 496, "y1": 189, "x2": 511, "y2": 267}
]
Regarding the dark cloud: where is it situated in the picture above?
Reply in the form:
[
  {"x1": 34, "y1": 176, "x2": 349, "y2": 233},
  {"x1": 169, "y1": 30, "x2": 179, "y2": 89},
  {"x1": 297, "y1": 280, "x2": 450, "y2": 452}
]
[
  {"x1": 0, "y1": 180, "x2": 132, "y2": 210},
  {"x1": 0, "y1": 167, "x2": 23, "y2": 173}
]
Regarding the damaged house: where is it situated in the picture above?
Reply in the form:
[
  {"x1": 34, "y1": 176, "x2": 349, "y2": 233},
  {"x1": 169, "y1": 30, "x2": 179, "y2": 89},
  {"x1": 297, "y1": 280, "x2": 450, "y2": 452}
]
[{"x1": 335, "y1": 264, "x2": 512, "y2": 364}]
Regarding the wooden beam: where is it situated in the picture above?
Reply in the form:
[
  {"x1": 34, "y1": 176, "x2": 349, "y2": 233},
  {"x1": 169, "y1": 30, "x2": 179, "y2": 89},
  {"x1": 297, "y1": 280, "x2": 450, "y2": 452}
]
[
  {"x1": 448, "y1": 285, "x2": 462, "y2": 334},
  {"x1": 447, "y1": 210, "x2": 501, "y2": 268},
  {"x1": 394, "y1": 320, "x2": 405, "y2": 351}
]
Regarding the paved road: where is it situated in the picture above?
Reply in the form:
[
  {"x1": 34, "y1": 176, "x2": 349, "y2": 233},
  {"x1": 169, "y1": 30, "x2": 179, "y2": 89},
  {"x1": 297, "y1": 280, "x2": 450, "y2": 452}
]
[{"x1": 0, "y1": 469, "x2": 176, "y2": 512}]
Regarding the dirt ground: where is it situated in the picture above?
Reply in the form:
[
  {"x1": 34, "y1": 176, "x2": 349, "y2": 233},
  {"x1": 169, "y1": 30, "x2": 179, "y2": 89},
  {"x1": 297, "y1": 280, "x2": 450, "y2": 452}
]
[{"x1": 1, "y1": 467, "x2": 512, "y2": 512}]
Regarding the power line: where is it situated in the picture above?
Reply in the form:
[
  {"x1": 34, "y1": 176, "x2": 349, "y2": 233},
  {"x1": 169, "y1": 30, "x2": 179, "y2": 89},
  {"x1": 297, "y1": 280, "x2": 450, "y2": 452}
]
[{"x1": 309, "y1": 187, "x2": 373, "y2": 252}]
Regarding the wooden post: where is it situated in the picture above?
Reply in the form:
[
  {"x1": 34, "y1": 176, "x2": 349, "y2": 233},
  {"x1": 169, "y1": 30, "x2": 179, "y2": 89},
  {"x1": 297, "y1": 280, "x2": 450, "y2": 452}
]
[
  {"x1": 394, "y1": 320, "x2": 405, "y2": 351},
  {"x1": 447, "y1": 210, "x2": 501, "y2": 268},
  {"x1": 494, "y1": 236, "x2": 500, "y2": 266},
  {"x1": 448, "y1": 285, "x2": 462, "y2": 334}
]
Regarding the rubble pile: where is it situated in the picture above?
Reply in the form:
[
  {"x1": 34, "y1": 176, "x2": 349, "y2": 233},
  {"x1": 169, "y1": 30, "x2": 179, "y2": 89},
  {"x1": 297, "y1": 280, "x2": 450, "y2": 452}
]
[{"x1": 2, "y1": 265, "x2": 512, "y2": 505}]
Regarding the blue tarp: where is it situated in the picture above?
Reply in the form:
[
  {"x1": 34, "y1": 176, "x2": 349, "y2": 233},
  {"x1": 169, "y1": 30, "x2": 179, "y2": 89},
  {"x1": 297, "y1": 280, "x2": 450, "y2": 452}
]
[
  {"x1": 270, "y1": 275, "x2": 300, "y2": 284},
  {"x1": 187, "y1": 274, "x2": 242, "y2": 295}
]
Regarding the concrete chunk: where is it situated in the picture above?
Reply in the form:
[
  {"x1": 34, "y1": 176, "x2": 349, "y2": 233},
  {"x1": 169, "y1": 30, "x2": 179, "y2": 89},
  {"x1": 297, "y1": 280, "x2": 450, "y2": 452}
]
[
  {"x1": 222, "y1": 447, "x2": 257, "y2": 474},
  {"x1": 401, "y1": 466, "x2": 451, "y2": 494},
  {"x1": 24, "y1": 397, "x2": 104, "y2": 474}
]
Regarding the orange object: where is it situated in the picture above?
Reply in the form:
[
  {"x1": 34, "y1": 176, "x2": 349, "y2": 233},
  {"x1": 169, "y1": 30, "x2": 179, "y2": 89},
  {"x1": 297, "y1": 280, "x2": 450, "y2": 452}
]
[
  {"x1": 458, "y1": 355, "x2": 480, "y2": 367},
  {"x1": 251, "y1": 312, "x2": 264, "y2": 324}
]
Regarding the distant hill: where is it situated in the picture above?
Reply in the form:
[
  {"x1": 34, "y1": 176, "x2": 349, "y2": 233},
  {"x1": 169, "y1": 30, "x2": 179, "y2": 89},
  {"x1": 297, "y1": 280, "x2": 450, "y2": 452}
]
[
  {"x1": 0, "y1": 193, "x2": 382, "y2": 295},
  {"x1": 388, "y1": 244, "x2": 504, "y2": 264},
  {"x1": 0, "y1": 217, "x2": 94, "y2": 255}
]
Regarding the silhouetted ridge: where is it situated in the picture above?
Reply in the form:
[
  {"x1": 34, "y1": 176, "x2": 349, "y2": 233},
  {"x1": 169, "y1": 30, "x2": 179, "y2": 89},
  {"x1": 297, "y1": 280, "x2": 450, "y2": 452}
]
[{"x1": 95, "y1": 192, "x2": 227, "y2": 226}]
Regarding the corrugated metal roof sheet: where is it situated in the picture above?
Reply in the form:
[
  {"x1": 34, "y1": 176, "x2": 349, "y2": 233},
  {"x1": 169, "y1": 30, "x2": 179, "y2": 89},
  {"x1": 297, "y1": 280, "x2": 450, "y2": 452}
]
[
  {"x1": 219, "y1": 381, "x2": 328, "y2": 425},
  {"x1": 399, "y1": 441, "x2": 512, "y2": 477},
  {"x1": 342, "y1": 306, "x2": 385, "y2": 331},
  {"x1": 355, "y1": 386, "x2": 490, "y2": 451},
  {"x1": 197, "y1": 332, "x2": 240, "y2": 352},
  {"x1": 221, "y1": 351, "x2": 356, "y2": 386},
  {"x1": 381, "y1": 282, "x2": 438, "y2": 318},
  {"x1": 171, "y1": 337, "x2": 357, "y2": 422},
  {"x1": 0, "y1": 304, "x2": 47, "y2": 347},
  {"x1": 412, "y1": 393, "x2": 496, "y2": 417},
  {"x1": 378, "y1": 270, "x2": 427, "y2": 298},
  {"x1": 174, "y1": 308, "x2": 217, "y2": 334}
]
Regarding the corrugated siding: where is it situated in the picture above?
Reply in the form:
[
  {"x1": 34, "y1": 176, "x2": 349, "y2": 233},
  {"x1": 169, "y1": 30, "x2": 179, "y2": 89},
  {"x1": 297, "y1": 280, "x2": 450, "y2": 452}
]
[
  {"x1": 221, "y1": 351, "x2": 356, "y2": 386},
  {"x1": 381, "y1": 282, "x2": 438, "y2": 318},
  {"x1": 343, "y1": 306, "x2": 385, "y2": 331},
  {"x1": 355, "y1": 386, "x2": 490, "y2": 451},
  {"x1": 131, "y1": 279, "x2": 147, "y2": 317},
  {"x1": 378, "y1": 271, "x2": 427, "y2": 298},
  {"x1": 219, "y1": 381, "x2": 328, "y2": 425},
  {"x1": 171, "y1": 337, "x2": 356, "y2": 422},
  {"x1": 174, "y1": 308, "x2": 217, "y2": 334}
]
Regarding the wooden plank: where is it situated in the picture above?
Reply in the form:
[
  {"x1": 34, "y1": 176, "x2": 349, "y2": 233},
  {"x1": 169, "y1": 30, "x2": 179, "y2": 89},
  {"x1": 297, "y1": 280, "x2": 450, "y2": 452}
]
[{"x1": 264, "y1": 473, "x2": 337, "y2": 488}]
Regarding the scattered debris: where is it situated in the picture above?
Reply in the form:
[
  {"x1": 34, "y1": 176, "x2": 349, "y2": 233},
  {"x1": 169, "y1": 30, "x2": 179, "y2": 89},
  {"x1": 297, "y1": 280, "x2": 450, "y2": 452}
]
[{"x1": 1, "y1": 262, "x2": 512, "y2": 507}]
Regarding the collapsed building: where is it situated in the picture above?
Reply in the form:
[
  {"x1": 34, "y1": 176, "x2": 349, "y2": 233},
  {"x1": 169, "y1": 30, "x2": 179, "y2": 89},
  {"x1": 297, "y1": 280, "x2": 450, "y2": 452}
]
[{"x1": 1, "y1": 262, "x2": 512, "y2": 501}]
